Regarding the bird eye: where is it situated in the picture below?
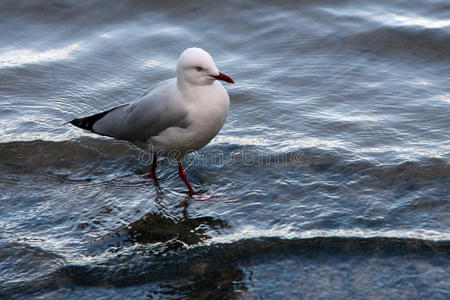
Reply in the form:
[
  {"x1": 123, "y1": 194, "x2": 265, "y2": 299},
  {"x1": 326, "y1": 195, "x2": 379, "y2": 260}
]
[{"x1": 195, "y1": 66, "x2": 203, "y2": 72}]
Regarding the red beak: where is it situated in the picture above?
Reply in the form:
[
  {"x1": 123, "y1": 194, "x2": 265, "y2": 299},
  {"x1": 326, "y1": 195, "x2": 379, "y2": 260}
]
[{"x1": 212, "y1": 72, "x2": 234, "y2": 84}]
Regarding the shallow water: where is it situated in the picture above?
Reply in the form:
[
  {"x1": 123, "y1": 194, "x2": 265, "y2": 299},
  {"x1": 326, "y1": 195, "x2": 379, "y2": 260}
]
[{"x1": 1, "y1": 0, "x2": 449, "y2": 299}]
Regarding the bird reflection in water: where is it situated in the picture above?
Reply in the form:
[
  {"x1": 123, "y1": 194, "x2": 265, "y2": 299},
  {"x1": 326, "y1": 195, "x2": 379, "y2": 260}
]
[
  {"x1": 128, "y1": 212, "x2": 228, "y2": 249},
  {"x1": 127, "y1": 197, "x2": 229, "y2": 250}
]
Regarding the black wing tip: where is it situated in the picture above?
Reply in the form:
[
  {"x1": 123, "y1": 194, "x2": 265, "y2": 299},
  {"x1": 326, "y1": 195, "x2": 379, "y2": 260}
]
[
  {"x1": 68, "y1": 109, "x2": 113, "y2": 132},
  {"x1": 68, "y1": 104, "x2": 127, "y2": 133},
  {"x1": 69, "y1": 117, "x2": 95, "y2": 131}
]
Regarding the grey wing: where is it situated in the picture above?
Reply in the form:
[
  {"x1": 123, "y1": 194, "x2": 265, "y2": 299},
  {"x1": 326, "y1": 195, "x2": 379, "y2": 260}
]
[{"x1": 92, "y1": 80, "x2": 190, "y2": 143}]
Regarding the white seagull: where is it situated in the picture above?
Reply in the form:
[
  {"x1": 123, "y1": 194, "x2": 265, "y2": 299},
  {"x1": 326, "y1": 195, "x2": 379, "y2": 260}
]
[{"x1": 69, "y1": 47, "x2": 234, "y2": 194}]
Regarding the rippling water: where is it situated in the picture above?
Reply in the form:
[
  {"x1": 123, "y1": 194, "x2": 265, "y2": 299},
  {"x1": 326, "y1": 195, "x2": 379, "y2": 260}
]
[{"x1": 1, "y1": 0, "x2": 449, "y2": 299}]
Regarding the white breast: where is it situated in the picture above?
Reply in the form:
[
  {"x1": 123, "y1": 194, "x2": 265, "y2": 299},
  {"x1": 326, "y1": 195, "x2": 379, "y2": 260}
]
[{"x1": 149, "y1": 81, "x2": 230, "y2": 160}]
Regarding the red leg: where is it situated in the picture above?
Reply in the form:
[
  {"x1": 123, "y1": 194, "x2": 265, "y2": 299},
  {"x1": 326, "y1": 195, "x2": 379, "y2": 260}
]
[
  {"x1": 144, "y1": 155, "x2": 158, "y2": 179},
  {"x1": 178, "y1": 162, "x2": 195, "y2": 194}
]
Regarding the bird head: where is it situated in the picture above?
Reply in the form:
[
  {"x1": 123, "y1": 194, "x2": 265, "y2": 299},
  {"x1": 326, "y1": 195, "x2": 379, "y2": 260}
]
[{"x1": 177, "y1": 47, "x2": 234, "y2": 86}]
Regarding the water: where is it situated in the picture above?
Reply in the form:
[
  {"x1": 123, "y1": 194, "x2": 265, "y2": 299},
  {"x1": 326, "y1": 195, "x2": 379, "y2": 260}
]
[{"x1": 1, "y1": 0, "x2": 449, "y2": 299}]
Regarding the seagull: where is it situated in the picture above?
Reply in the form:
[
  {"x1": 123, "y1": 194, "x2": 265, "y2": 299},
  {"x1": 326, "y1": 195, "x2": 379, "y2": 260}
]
[{"x1": 69, "y1": 47, "x2": 234, "y2": 194}]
